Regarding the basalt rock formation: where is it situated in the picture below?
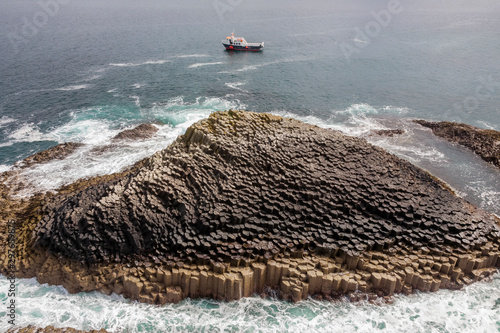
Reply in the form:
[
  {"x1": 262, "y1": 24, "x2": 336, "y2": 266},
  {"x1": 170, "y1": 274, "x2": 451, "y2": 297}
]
[
  {"x1": 1, "y1": 111, "x2": 499, "y2": 305},
  {"x1": 414, "y1": 120, "x2": 500, "y2": 168}
]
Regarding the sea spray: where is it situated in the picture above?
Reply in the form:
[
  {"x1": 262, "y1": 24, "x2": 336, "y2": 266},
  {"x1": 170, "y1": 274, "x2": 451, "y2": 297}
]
[
  {"x1": 7, "y1": 96, "x2": 244, "y2": 196},
  {"x1": 0, "y1": 273, "x2": 498, "y2": 332}
]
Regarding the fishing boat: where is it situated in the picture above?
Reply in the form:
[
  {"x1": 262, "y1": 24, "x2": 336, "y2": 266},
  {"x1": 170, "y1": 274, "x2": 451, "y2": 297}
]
[{"x1": 222, "y1": 33, "x2": 264, "y2": 51}]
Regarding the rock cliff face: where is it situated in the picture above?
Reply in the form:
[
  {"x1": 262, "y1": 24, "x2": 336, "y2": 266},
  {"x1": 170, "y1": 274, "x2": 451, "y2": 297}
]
[
  {"x1": 1, "y1": 111, "x2": 499, "y2": 304},
  {"x1": 414, "y1": 120, "x2": 500, "y2": 168}
]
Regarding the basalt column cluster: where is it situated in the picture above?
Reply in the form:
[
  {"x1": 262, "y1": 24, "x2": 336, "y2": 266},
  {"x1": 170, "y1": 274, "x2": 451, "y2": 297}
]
[{"x1": 2, "y1": 111, "x2": 499, "y2": 304}]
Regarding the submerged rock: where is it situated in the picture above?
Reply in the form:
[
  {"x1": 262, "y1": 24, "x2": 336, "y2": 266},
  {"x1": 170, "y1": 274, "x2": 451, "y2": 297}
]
[
  {"x1": 371, "y1": 129, "x2": 405, "y2": 137},
  {"x1": 1, "y1": 111, "x2": 499, "y2": 304},
  {"x1": 414, "y1": 120, "x2": 500, "y2": 168}
]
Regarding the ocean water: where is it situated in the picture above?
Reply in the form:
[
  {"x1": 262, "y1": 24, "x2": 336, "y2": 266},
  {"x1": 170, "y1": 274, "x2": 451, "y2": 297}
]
[
  {"x1": 0, "y1": 274, "x2": 499, "y2": 333},
  {"x1": 1, "y1": 0, "x2": 500, "y2": 331}
]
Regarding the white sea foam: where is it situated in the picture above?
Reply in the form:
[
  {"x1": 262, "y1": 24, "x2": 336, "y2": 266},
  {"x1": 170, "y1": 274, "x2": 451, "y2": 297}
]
[
  {"x1": 219, "y1": 57, "x2": 312, "y2": 74},
  {"x1": 132, "y1": 83, "x2": 145, "y2": 89},
  {"x1": 336, "y1": 103, "x2": 379, "y2": 116},
  {"x1": 0, "y1": 116, "x2": 16, "y2": 128},
  {"x1": 107, "y1": 88, "x2": 118, "y2": 93},
  {"x1": 0, "y1": 273, "x2": 498, "y2": 333},
  {"x1": 272, "y1": 111, "x2": 327, "y2": 128},
  {"x1": 109, "y1": 59, "x2": 171, "y2": 67},
  {"x1": 353, "y1": 38, "x2": 368, "y2": 44},
  {"x1": 13, "y1": 127, "x2": 168, "y2": 195},
  {"x1": 55, "y1": 84, "x2": 92, "y2": 91},
  {"x1": 129, "y1": 95, "x2": 141, "y2": 108},
  {"x1": 82, "y1": 74, "x2": 101, "y2": 82},
  {"x1": 374, "y1": 139, "x2": 447, "y2": 165},
  {"x1": 188, "y1": 62, "x2": 224, "y2": 68},
  {"x1": 232, "y1": 64, "x2": 259, "y2": 72},
  {"x1": 109, "y1": 62, "x2": 138, "y2": 67},
  {"x1": 7, "y1": 123, "x2": 45, "y2": 142},
  {"x1": 143, "y1": 60, "x2": 171, "y2": 65},
  {"x1": 94, "y1": 67, "x2": 108, "y2": 73},
  {"x1": 8, "y1": 96, "x2": 244, "y2": 196},
  {"x1": 476, "y1": 120, "x2": 498, "y2": 130},
  {"x1": 477, "y1": 187, "x2": 500, "y2": 211},
  {"x1": 47, "y1": 118, "x2": 118, "y2": 145},
  {"x1": 225, "y1": 82, "x2": 248, "y2": 92},
  {"x1": 381, "y1": 105, "x2": 410, "y2": 114},
  {"x1": 149, "y1": 96, "x2": 244, "y2": 130},
  {"x1": 463, "y1": 179, "x2": 500, "y2": 211},
  {"x1": 14, "y1": 84, "x2": 93, "y2": 94},
  {"x1": 0, "y1": 164, "x2": 12, "y2": 173}
]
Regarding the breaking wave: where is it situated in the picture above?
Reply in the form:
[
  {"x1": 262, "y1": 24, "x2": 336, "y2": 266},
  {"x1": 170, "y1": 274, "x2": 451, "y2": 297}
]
[
  {"x1": 0, "y1": 273, "x2": 498, "y2": 333},
  {"x1": 6, "y1": 96, "x2": 244, "y2": 196}
]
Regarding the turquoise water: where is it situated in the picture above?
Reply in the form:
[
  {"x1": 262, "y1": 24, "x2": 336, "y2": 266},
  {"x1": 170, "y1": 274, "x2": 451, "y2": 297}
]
[
  {"x1": 1, "y1": 0, "x2": 500, "y2": 331},
  {"x1": 0, "y1": 274, "x2": 499, "y2": 332}
]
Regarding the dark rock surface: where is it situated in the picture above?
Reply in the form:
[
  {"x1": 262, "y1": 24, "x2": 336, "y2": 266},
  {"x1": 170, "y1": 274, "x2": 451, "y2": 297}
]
[
  {"x1": 414, "y1": 120, "x2": 500, "y2": 168},
  {"x1": 34, "y1": 111, "x2": 500, "y2": 265},
  {"x1": 112, "y1": 123, "x2": 158, "y2": 141}
]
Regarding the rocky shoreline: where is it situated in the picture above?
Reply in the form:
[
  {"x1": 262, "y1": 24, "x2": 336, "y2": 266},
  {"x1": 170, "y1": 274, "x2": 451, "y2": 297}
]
[
  {"x1": 1, "y1": 111, "x2": 499, "y2": 310},
  {"x1": 414, "y1": 120, "x2": 500, "y2": 168}
]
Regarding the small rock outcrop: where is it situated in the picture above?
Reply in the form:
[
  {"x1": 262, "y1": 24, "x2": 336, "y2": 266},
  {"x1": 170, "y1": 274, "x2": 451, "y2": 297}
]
[
  {"x1": 112, "y1": 123, "x2": 158, "y2": 141},
  {"x1": 414, "y1": 120, "x2": 500, "y2": 168},
  {"x1": 15, "y1": 142, "x2": 84, "y2": 168},
  {"x1": 371, "y1": 129, "x2": 405, "y2": 137},
  {"x1": 1, "y1": 111, "x2": 499, "y2": 305}
]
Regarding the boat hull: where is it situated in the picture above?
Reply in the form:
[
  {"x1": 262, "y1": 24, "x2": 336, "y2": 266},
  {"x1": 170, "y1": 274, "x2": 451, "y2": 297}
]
[{"x1": 222, "y1": 43, "x2": 263, "y2": 52}]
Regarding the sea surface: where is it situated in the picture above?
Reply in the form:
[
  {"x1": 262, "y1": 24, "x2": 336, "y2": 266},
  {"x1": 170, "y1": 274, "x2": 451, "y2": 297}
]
[{"x1": 0, "y1": 0, "x2": 499, "y2": 331}]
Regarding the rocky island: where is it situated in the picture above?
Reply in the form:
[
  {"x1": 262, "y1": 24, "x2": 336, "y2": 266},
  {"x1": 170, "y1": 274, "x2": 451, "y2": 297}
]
[
  {"x1": 1, "y1": 111, "x2": 499, "y2": 306},
  {"x1": 414, "y1": 120, "x2": 500, "y2": 168}
]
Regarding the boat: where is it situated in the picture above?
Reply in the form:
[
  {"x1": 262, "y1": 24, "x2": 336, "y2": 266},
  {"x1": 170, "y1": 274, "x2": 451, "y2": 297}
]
[{"x1": 222, "y1": 32, "x2": 264, "y2": 51}]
